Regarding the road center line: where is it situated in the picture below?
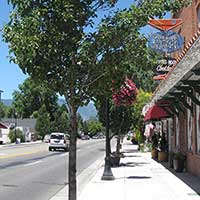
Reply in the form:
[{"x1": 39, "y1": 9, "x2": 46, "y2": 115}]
[
  {"x1": 24, "y1": 160, "x2": 43, "y2": 167},
  {"x1": 0, "y1": 150, "x2": 43, "y2": 159}
]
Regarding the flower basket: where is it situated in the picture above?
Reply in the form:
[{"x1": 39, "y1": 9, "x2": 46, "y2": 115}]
[{"x1": 112, "y1": 79, "x2": 138, "y2": 106}]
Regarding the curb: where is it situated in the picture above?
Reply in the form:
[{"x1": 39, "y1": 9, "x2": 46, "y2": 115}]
[
  {"x1": 0, "y1": 140, "x2": 42, "y2": 148},
  {"x1": 49, "y1": 155, "x2": 105, "y2": 200}
]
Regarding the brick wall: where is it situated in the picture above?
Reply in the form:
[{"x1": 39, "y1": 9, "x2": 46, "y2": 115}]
[{"x1": 174, "y1": 0, "x2": 200, "y2": 43}]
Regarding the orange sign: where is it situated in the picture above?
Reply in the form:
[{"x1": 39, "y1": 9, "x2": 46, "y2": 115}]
[
  {"x1": 148, "y1": 19, "x2": 182, "y2": 31},
  {"x1": 153, "y1": 74, "x2": 166, "y2": 81}
]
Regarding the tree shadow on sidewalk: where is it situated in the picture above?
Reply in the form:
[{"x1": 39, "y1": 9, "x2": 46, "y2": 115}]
[
  {"x1": 123, "y1": 155, "x2": 141, "y2": 158},
  {"x1": 127, "y1": 176, "x2": 151, "y2": 179},
  {"x1": 115, "y1": 175, "x2": 151, "y2": 180},
  {"x1": 117, "y1": 161, "x2": 150, "y2": 168}
]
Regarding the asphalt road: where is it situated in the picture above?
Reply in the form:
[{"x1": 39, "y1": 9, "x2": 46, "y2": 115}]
[{"x1": 0, "y1": 139, "x2": 105, "y2": 200}]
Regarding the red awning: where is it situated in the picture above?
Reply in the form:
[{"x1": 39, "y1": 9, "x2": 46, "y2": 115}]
[
  {"x1": 144, "y1": 105, "x2": 169, "y2": 121},
  {"x1": 0, "y1": 122, "x2": 8, "y2": 129}
]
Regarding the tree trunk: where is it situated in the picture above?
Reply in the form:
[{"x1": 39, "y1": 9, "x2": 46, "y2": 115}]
[
  {"x1": 108, "y1": 137, "x2": 111, "y2": 154},
  {"x1": 68, "y1": 105, "x2": 78, "y2": 200},
  {"x1": 116, "y1": 133, "x2": 121, "y2": 155}
]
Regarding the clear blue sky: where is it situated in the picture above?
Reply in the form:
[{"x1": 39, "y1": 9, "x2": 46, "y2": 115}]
[{"x1": 0, "y1": 0, "x2": 149, "y2": 99}]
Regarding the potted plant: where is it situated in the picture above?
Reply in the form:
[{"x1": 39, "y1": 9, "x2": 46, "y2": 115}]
[
  {"x1": 151, "y1": 133, "x2": 159, "y2": 159},
  {"x1": 158, "y1": 135, "x2": 168, "y2": 162},
  {"x1": 110, "y1": 151, "x2": 123, "y2": 167},
  {"x1": 173, "y1": 151, "x2": 186, "y2": 172}
]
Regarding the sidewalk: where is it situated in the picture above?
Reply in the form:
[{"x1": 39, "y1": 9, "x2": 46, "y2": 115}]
[
  {"x1": 50, "y1": 141, "x2": 200, "y2": 200},
  {"x1": 79, "y1": 142, "x2": 200, "y2": 200},
  {"x1": 0, "y1": 140, "x2": 42, "y2": 148}
]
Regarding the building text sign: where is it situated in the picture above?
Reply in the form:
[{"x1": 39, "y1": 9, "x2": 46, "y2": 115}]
[{"x1": 149, "y1": 31, "x2": 184, "y2": 53}]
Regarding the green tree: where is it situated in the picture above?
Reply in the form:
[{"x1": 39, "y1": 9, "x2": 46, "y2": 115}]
[
  {"x1": 8, "y1": 129, "x2": 25, "y2": 143},
  {"x1": 12, "y1": 78, "x2": 58, "y2": 119},
  {"x1": 110, "y1": 104, "x2": 133, "y2": 154},
  {"x1": 3, "y1": 1, "x2": 117, "y2": 199},
  {"x1": 35, "y1": 105, "x2": 51, "y2": 139},
  {"x1": 87, "y1": 119, "x2": 103, "y2": 137},
  {"x1": 131, "y1": 89, "x2": 152, "y2": 143},
  {"x1": 50, "y1": 104, "x2": 70, "y2": 134},
  {"x1": 0, "y1": 102, "x2": 6, "y2": 119},
  {"x1": 80, "y1": 121, "x2": 89, "y2": 135},
  {"x1": 3, "y1": 0, "x2": 190, "y2": 199}
]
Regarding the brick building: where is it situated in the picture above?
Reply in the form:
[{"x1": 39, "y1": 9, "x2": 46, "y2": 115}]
[{"x1": 145, "y1": 0, "x2": 200, "y2": 177}]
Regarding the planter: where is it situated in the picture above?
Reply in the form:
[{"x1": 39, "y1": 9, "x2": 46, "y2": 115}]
[
  {"x1": 173, "y1": 159, "x2": 185, "y2": 172},
  {"x1": 151, "y1": 149, "x2": 158, "y2": 159},
  {"x1": 158, "y1": 151, "x2": 168, "y2": 162},
  {"x1": 110, "y1": 155, "x2": 120, "y2": 167}
]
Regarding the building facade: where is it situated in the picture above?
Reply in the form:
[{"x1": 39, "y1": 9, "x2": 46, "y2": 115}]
[
  {"x1": 146, "y1": 0, "x2": 200, "y2": 177},
  {"x1": 172, "y1": 0, "x2": 200, "y2": 177}
]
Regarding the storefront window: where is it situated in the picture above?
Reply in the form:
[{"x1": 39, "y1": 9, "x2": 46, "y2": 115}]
[
  {"x1": 187, "y1": 98, "x2": 193, "y2": 151},
  {"x1": 196, "y1": 93, "x2": 200, "y2": 153},
  {"x1": 175, "y1": 115, "x2": 179, "y2": 147}
]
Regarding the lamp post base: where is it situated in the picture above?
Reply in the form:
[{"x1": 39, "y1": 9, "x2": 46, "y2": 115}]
[{"x1": 101, "y1": 157, "x2": 115, "y2": 180}]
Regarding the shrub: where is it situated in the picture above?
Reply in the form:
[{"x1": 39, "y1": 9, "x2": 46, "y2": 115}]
[
  {"x1": 173, "y1": 152, "x2": 186, "y2": 160},
  {"x1": 8, "y1": 129, "x2": 25, "y2": 143}
]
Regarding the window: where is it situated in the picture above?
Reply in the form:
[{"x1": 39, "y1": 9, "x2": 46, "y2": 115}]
[
  {"x1": 196, "y1": 93, "x2": 200, "y2": 153},
  {"x1": 187, "y1": 98, "x2": 193, "y2": 151}
]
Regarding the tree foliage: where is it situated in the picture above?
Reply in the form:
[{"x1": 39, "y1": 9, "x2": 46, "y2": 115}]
[
  {"x1": 87, "y1": 119, "x2": 103, "y2": 136},
  {"x1": 0, "y1": 102, "x2": 7, "y2": 119},
  {"x1": 8, "y1": 128, "x2": 25, "y2": 143},
  {"x1": 131, "y1": 89, "x2": 152, "y2": 143},
  {"x1": 12, "y1": 78, "x2": 58, "y2": 119},
  {"x1": 35, "y1": 105, "x2": 51, "y2": 139}
]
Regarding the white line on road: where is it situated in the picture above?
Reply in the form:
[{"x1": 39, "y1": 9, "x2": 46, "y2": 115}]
[
  {"x1": 0, "y1": 153, "x2": 7, "y2": 156},
  {"x1": 24, "y1": 160, "x2": 43, "y2": 167}
]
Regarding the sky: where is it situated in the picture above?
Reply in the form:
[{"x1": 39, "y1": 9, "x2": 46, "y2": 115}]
[{"x1": 0, "y1": 0, "x2": 153, "y2": 99}]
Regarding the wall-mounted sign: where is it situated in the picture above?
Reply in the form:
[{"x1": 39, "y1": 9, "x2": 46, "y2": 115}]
[
  {"x1": 148, "y1": 19, "x2": 182, "y2": 31},
  {"x1": 148, "y1": 31, "x2": 184, "y2": 53},
  {"x1": 156, "y1": 64, "x2": 172, "y2": 73},
  {"x1": 154, "y1": 58, "x2": 176, "y2": 74}
]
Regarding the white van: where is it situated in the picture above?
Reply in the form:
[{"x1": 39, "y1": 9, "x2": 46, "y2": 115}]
[{"x1": 49, "y1": 132, "x2": 69, "y2": 152}]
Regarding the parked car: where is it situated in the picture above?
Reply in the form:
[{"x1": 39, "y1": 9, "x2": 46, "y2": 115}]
[
  {"x1": 43, "y1": 134, "x2": 50, "y2": 143},
  {"x1": 81, "y1": 135, "x2": 90, "y2": 140},
  {"x1": 49, "y1": 132, "x2": 69, "y2": 152}
]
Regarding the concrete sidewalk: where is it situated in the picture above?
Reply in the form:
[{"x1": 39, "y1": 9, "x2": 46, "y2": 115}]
[
  {"x1": 50, "y1": 141, "x2": 200, "y2": 200},
  {"x1": 79, "y1": 142, "x2": 200, "y2": 200}
]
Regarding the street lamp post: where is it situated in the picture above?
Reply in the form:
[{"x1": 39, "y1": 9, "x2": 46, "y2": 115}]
[
  {"x1": 14, "y1": 110, "x2": 17, "y2": 144},
  {"x1": 101, "y1": 97, "x2": 115, "y2": 180},
  {"x1": 0, "y1": 90, "x2": 3, "y2": 102}
]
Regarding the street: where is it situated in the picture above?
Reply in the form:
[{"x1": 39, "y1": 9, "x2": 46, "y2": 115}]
[{"x1": 0, "y1": 139, "x2": 105, "y2": 200}]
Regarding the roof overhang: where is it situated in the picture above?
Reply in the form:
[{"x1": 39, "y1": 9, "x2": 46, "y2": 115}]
[{"x1": 0, "y1": 122, "x2": 8, "y2": 129}]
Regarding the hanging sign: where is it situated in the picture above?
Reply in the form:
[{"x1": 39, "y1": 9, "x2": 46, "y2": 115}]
[
  {"x1": 154, "y1": 58, "x2": 176, "y2": 74},
  {"x1": 148, "y1": 19, "x2": 182, "y2": 31},
  {"x1": 148, "y1": 30, "x2": 184, "y2": 53}
]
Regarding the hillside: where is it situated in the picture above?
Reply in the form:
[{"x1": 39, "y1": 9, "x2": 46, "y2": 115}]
[{"x1": 2, "y1": 99, "x2": 97, "y2": 121}]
